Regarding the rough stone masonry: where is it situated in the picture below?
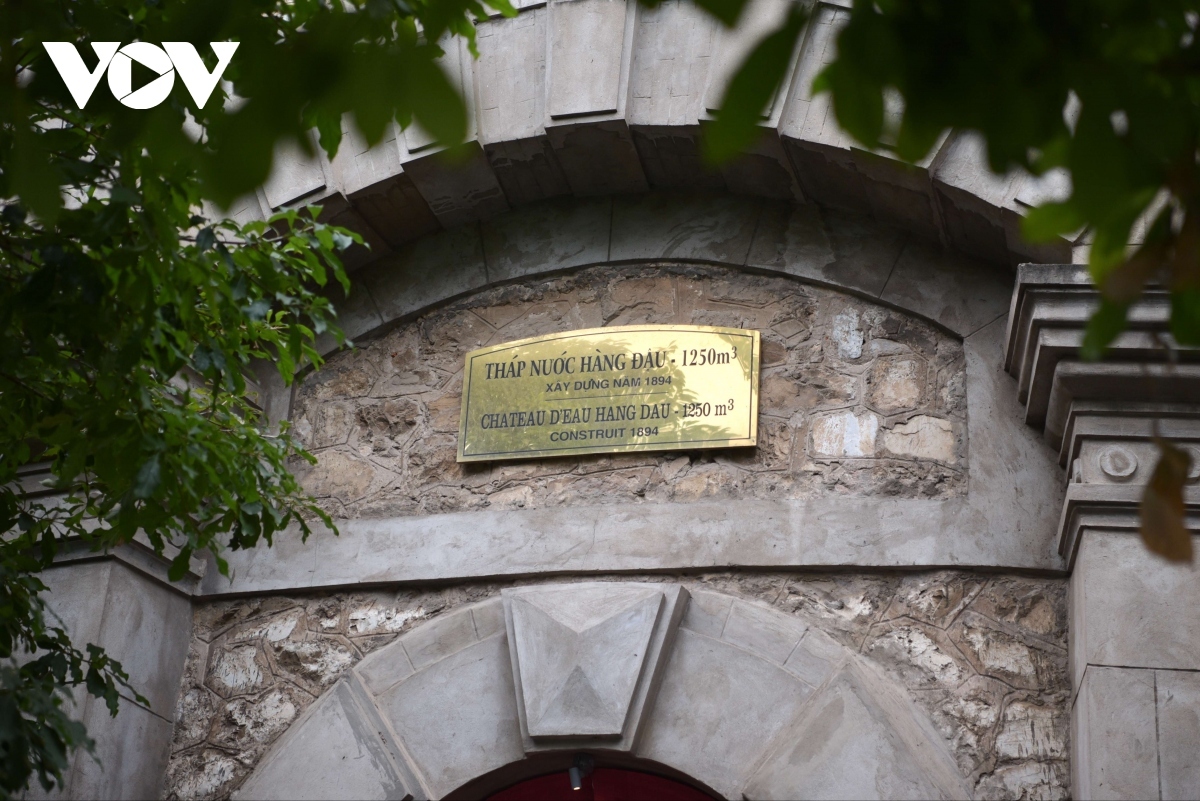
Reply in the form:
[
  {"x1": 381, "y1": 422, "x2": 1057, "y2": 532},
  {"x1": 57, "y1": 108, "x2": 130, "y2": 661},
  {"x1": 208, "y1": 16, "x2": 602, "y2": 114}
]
[
  {"x1": 290, "y1": 265, "x2": 968, "y2": 520},
  {"x1": 164, "y1": 572, "x2": 1068, "y2": 801},
  {"x1": 163, "y1": 265, "x2": 1069, "y2": 800}
]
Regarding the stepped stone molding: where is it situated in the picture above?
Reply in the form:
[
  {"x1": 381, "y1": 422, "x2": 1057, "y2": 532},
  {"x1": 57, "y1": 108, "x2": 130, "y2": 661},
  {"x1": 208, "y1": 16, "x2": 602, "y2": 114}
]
[
  {"x1": 1002, "y1": 264, "x2": 1200, "y2": 565},
  {"x1": 233, "y1": 582, "x2": 972, "y2": 800},
  {"x1": 222, "y1": 0, "x2": 1077, "y2": 273},
  {"x1": 1003, "y1": 265, "x2": 1200, "y2": 800}
]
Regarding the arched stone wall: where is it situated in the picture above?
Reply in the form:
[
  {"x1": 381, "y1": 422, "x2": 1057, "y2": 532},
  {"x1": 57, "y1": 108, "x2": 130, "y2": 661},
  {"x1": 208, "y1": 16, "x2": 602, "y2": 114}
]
[
  {"x1": 220, "y1": 206, "x2": 1064, "y2": 598},
  {"x1": 231, "y1": 1, "x2": 1078, "y2": 273},
  {"x1": 229, "y1": 582, "x2": 974, "y2": 800}
]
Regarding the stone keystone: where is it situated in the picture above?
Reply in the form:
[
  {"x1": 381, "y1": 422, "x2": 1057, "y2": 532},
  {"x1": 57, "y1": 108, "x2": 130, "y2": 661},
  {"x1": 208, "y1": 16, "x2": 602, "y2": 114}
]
[{"x1": 503, "y1": 582, "x2": 688, "y2": 750}]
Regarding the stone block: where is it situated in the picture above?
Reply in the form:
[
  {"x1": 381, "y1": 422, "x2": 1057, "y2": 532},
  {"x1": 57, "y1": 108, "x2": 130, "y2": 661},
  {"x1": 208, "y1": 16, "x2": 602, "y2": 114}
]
[
  {"x1": 93, "y1": 564, "x2": 193, "y2": 720},
  {"x1": 327, "y1": 119, "x2": 402, "y2": 199},
  {"x1": 360, "y1": 224, "x2": 488, "y2": 324},
  {"x1": 1072, "y1": 666, "x2": 1160, "y2": 800},
  {"x1": 783, "y1": 628, "x2": 842, "y2": 688},
  {"x1": 810, "y1": 411, "x2": 880, "y2": 458},
  {"x1": 880, "y1": 415, "x2": 957, "y2": 465},
  {"x1": 472, "y1": 597, "x2": 507, "y2": 640},
  {"x1": 703, "y1": 0, "x2": 794, "y2": 118},
  {"x1": 346, "y1": 172, "x2": 442, "y2": 251},
  {"x1": 680, "y1": 589, "x2": 732, "y2": 639},
  {"x1": 70, "y1": 697, "x2": 174, "y2": 801},
  {"x1": 507, "y1": 584, "x2": 663, "y2": 737},
  {"x1": 610, "y1": 192, "x2": 759, "y2": 264},
  {"x1": 503, "y1": 583, "x2": 686, "y2": 751},
  {"x1": 627, "y1": 1, "x2": 719, "y2": 126},
  {"x1": 379, "y1": 635, "x2": 524, "y2": 798},
  {"x1": 402, "y1": 144, "x2": 509, "y2": 229},
  {"x1": 320, "y1": 198, "x2": 392, "y2": 271},
  {"x1": 481, "y1": 197, "x2": 611, "y2": 282},
  {"x1": 631, "y1": 127, "x2": 723, "y2": 190},
  {"x1": 853, "y1": 150, "x2": 942, "y2": 243},
  {"x1": 1156, "y1": 669, "x2": 1200, "y2": 801},
  {"x1": 402, "y1": 607, "x2": 479, "y2": 670},
  {"x1": 262, "y1": 136, "x2": 327, "y2": 209},
  {"x1": 721, "y1": 599, "x2": 804, "y2": 665},
  {"x1": 784, "y1": 141, "x2": 872, "y2": 217},
  {"x1": 354, "y1": 641, "x2": 415, "y2": 696},
  {"x1": 547, "y1": 120, "x2": 649, "y2": 196},
  {"x1": 935, "y1": 182, "x2": 1012, "y2": 266},
  {"x1": 39, "y1": 562, "x2": 112, "y2": 655},
  {"x1": 476, "y1": 10, "x2": 548, "y2": 143},
  {"x1": 485, "y1": 137, "x2": 573, "y2": 203},
  {"x1": 235, "y1": 683, "x2": 409, "y2": 800},
  {"x1": 635, "y1": 630, "x2": 814, "y2": 799},
  {"x1": 718, "y1": 136, "x2": 801, "y2": 200},
  {"x1": 548, "y1": 0, "x2": 629, "y2": 119},
  {"x1": 745, "y1": 661, "x2": 970, "y2": 800},
  {"x1": 866, "y1": 356, "x2": 926, "y2": 413},
  {"x1": 1073, "y1": 530, "x2": 1200, "y2": 682}
]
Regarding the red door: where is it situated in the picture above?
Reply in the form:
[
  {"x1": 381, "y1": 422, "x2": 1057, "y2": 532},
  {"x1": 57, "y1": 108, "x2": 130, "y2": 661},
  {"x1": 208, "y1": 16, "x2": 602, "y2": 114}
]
[{"x1": 487, "y1": 767, "x2": 712, "y2": 801}]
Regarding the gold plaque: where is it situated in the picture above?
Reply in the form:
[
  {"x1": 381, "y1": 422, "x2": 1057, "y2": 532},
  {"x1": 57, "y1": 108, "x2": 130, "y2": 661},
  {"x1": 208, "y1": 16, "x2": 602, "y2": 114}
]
[{"x1": 457, "y1": 325, "x2": 760, "y2": 462}]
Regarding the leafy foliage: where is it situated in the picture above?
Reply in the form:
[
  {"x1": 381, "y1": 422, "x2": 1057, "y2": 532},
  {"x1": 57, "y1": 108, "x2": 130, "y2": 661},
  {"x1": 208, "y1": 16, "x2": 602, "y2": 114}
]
[
  {"x1": 0, "y1": 0, "x2": 509, "y2": 795},
  {"x1": 704, "y1": 3, "x2": 807, "y2": 162},
  {"x1": 704, "y1": 0, "x2": 1200, "y2": 561}
]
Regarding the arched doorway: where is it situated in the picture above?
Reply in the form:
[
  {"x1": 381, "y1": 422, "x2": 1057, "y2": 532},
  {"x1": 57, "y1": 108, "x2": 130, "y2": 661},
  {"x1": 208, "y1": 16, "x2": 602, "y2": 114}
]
[
  {"x1": 236, "y1": 583, "x2": 971, "y2": 800},
  {"x1": 488, "y1": 767, "x2": 712, "y2": 801}
]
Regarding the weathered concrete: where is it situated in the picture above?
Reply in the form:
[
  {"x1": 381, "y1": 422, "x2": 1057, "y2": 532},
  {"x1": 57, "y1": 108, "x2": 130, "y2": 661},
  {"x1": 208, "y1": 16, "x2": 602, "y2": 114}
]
[
  {"x1": 202, "y1": 496, "x2": 1059, "y2": 598},
  {"x1": 378, "y1": 634, "x2": 523, "y2": 799},
  {"x1": 746, "y1": 660, "x2": 969, "y2": 800},
  {"x1": 1071, "y1": 530, "x2": 1200, "y2": 687},
  {"x1": 1071, "y1": 666, "x2": 1160, "y2": 800},
  {"x1": 1156, "y1": 669, "x2": 1200, "y2": 801},
  {"x1": 33, "y1": 561, "x2": 193, "y2": 801},
  {"x1": 232, "y1": 682, "x2": 413, "y2": 801}
]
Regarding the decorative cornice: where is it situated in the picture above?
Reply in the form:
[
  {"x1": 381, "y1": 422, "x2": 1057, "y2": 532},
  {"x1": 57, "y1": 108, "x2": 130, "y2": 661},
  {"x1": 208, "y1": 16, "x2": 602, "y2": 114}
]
[{"x1": 1004, "y1": 265, "x2": 1200, "y2": 566}]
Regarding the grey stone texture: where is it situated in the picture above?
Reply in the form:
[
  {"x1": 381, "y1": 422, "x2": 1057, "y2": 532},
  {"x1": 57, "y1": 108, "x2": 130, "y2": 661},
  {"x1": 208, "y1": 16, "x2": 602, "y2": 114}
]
[
  {"x1": 203, "y1": 246, "x2": 1067, "y2": 596},
  {"x1": 165, "y1": 572, "x2": 1067, "y2": 800},
  {"x1": 290, "y1": 264, "x2": 968, "y2": 520},
  {"x1": 228, "y1": 0, "x2": 1075, "y2": 268},
  {"x1": 32, "y1": 561, "x2": 193, "y2": 801},
  {"x1": 504, "y1": 583, "x2": 680, "y2": 743},
  {"x1": 1002, "y1": 264, "x2": 1200, "y2": 801}
]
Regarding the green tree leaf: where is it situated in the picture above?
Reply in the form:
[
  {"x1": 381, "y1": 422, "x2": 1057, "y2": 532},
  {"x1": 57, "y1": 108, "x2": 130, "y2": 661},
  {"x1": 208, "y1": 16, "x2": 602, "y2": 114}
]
[{"x1": 705, "y1": 5, "x2": 807, "y2": 163}]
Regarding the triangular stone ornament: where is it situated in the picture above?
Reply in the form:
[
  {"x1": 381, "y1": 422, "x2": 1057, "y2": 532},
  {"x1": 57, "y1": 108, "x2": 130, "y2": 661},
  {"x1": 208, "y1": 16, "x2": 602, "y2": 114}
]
[
  {"x1": 504, "y1": 583, "x2": 686, "y2": 747},
  {"x1": 536, "y1": 665, "x2": 622, "y2": 735}
]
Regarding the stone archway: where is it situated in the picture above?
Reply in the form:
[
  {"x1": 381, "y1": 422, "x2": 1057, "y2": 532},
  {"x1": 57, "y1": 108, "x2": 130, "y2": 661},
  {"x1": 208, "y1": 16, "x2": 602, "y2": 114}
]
[{"x1": 233, "y1": 582, "x2": 971, "y2": 800}]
